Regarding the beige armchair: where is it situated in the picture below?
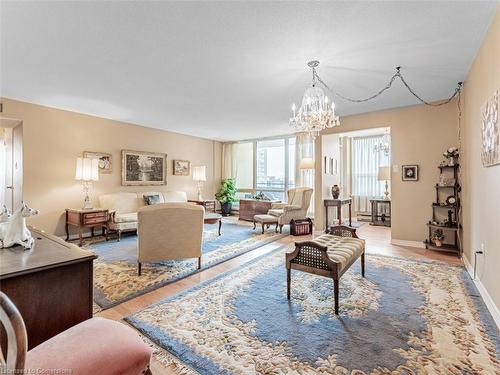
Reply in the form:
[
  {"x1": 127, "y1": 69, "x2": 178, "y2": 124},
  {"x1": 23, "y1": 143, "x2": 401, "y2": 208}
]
[
  {"x1": 268, "y1": 187, "x2": 313, "y2": 232},
  {"x1": 137, "y1": 203, "x2": 204, "y2": 276}
]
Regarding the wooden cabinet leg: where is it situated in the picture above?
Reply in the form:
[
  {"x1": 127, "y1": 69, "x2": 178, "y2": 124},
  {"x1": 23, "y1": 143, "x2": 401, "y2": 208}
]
[
  {"x1": 261, "y1": 223, "x2": 265, "y2": 234},
  {"x1": 218, "y1": 220, "x2": 222, "y2": 236},
  {"x1": 337, "y1": 205, "x2": 342, "y2": 225},
  {"x1": 137, "y1": 262, "x2": 142, "y2": 276},
  {"x1": 349, "y1": 203, "x2": 352, "y2": 226}
]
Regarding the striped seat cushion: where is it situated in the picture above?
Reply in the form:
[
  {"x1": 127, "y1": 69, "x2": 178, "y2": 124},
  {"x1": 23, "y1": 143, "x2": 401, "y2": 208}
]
[{"x1": 312, "y1": 234, "x2": 365, "y2": 273}]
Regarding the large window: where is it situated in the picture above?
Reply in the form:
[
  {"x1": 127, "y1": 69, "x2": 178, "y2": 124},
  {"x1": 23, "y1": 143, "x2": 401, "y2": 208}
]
[{"x1": 231, "y1": 136, "x2": 296, "y2": 201}]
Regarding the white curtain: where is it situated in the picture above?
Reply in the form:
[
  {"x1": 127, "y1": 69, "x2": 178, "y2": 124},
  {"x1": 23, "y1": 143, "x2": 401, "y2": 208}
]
[
  {"x1": 295, "y1": 132, "x2": 314, "y2": 215},
  {"x1": 0, "y1": 129, "x2": 6, "y2": 208},
  {"x1": 351, "y1": 135, "x2": 390, "y2": 213},
  {"x1": 222, "y1": 143, "x2": 234, "y2": 180}
]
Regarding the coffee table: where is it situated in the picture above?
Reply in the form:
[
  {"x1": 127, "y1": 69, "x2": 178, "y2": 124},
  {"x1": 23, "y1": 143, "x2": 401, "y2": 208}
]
[{"x1": 204, "y1": 213, "x2": 222, "y2": 236}]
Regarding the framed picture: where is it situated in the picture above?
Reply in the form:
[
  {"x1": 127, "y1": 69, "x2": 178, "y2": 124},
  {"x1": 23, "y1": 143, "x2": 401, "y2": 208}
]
[
  {"x1": 83, "y1": 151, "x2": 112, "y2": 174},
  {"x1": 173, "y1": 160, "x2": 190, "y2": 176},
  {"x1": 402, "y1": 165, "x2": 418, "y2": 181},
  {"x1": 481, "y1": 90, "x2": 499, "y2": 167},
  {"x1": 121, "y1": 150, "x2": 167, "y2": 186}
]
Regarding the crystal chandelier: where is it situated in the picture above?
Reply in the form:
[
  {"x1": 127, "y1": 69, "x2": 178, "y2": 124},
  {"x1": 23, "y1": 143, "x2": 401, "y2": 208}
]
[
  {"x1": 289, "y1": 60, "x2": 340, "y2": 137},
  {"x1": 374, "y1": 129, "x2": 391, "y2": 156}
]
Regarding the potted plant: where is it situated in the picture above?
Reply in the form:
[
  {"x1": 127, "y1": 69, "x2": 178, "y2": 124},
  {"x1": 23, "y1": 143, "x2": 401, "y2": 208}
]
[
  {"x1": 443, "y1": 147, "x2": 459, "y2": 166},
  {"x1": 431, "y1": 229, "x2": 445, "y2": 247},
  {"x1": 215, "y1": 178, "x2": 237, "y2": 216}
]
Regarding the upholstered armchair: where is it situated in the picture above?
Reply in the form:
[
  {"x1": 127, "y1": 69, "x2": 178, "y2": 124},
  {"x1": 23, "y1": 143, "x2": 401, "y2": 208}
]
[
  {"x1": 267, "y1": 187, "x2": 313, "y2": 232},
  {"x1": 137, "y1": 202, "x2": 204, "y2": 275}
]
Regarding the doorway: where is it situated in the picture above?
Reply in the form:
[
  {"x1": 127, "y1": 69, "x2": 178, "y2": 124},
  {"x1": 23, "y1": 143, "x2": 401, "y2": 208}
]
[
  {"x1": 0, "y1": 117, "x2": 23, "y2": 212},
  {"x1": 321, "y1": 127, "x2": 391, "y2": 227}
]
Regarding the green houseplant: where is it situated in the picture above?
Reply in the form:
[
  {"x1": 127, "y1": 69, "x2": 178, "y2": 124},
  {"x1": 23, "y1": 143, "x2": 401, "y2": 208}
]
[
  {"x1": 215, "y1": 178, "x2": 237, "y2": 216},
  {"x1": 431, "y1": 229, "x2": 445, "y2": 247}
]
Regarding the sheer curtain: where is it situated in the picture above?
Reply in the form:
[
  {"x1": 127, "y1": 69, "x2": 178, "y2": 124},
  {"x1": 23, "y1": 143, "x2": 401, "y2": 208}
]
[
  {"x1": 295, "y1": 132, "x2": 314, "y2": 215},
  {"x1": 351, "y1": 135, "x2": 390, "y2": 213}
]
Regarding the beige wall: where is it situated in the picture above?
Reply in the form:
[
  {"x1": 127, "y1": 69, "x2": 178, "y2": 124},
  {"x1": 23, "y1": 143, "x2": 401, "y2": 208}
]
[
  {"x1": 315, "y1": 103, "x2": 459, "y2": 242},
  {"x1": 461, "y1": 8, "x2": 500, "y2": 310},
  {"x1": 1, "y1": 98, "x2": 222, "y2": 236}
]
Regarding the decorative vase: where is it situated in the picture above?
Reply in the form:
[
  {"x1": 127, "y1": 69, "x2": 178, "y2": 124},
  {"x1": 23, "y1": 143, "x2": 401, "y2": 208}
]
[
  {"x1": 331, "y1": 185, "x2": 340, "y2": 199},
  {"x1": 434, "y1": 239, "x2": 443, "y2": 247},
  {"x1": 221, "y1": 202, "x2": 232, "y2": 216}
]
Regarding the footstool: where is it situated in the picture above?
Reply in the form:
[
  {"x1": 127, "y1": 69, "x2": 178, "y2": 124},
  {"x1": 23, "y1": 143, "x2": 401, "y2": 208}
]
[
  {"x1": 253, "y1": 214, "x2": 279, "y2": 234},
  {"x1": 286, "y1": 225, "x2": 365, "y2": 315}
]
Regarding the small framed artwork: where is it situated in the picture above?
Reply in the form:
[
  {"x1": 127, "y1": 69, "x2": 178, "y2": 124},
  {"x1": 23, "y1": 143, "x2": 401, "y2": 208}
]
[
  {"x1": 402, "y1": 165, "x2": 419, "y2": 181},
  {"x1": 83, "y1": 151, "x2": 112, "y2": 174},
  {"x1": 173, "y1": 160, "x2": 190, "y2": 176},
  {"x1": 122, "y1": 150, "x2": 167, "y2": 186}
]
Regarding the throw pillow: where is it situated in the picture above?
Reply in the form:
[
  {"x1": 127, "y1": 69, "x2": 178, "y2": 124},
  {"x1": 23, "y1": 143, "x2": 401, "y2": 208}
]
[{"x1": 143, "y1": 194, "x2": 161, "y2": 205}]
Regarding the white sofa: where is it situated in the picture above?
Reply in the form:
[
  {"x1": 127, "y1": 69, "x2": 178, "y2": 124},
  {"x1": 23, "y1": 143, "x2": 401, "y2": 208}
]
[{"x1": 98, "y1": 191, "x2": 188, "y2": 240}]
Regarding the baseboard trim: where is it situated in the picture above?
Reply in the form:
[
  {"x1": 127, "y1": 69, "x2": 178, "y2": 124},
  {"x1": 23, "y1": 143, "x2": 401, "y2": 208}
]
[
  {"x1": 390, "y1": 239, "x2": 426, "y2": 248},
  {"x1": 462, "y1": 255, "x2": 500, "y2": 330}
]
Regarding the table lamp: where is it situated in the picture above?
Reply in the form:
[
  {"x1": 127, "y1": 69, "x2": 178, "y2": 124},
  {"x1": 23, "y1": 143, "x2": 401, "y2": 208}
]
[
  {"x1": 299, "y1": 158, "x2": 315, "y2": 170},
  {"x1": 75, "y1": 157, "x2": 99, "y2": 209},
  {"x1": 192, "y1": 165, "x2": 206, "y2": 200},
  {"x1": 377, "y1": 166, "x2": 391, "y2": 200}
]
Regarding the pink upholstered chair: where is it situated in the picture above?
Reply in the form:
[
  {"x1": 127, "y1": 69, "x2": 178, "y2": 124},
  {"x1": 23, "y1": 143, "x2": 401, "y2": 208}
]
[{"x1": 0, "y1": 292, "x2": 152, "y2": 375}]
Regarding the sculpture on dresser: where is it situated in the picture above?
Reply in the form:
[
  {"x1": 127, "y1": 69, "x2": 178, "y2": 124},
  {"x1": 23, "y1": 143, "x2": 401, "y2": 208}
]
[{"x1": 0, "y1": 203, "x2": 39, "y2": 249}]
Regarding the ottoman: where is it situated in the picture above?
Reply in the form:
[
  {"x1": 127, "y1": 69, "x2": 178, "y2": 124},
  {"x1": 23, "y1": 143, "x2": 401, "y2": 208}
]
[{"x1": 253, "y1": 214, "x2": 279, "y2": 234}]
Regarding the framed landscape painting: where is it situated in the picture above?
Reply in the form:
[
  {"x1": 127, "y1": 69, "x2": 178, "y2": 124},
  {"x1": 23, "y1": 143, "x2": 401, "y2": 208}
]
[
  {"x1": 481, "y1": 90, "x2": 499, "y2": 167},
  {"x1": 83, "y1": 151, "x2": 112, "y2": 174},
  {"x1": 121, "y1": 150, "x2": 167, "y2": 186},
  {"x1": 173, "y1": 160, "x2": 190, "y2": 176}
]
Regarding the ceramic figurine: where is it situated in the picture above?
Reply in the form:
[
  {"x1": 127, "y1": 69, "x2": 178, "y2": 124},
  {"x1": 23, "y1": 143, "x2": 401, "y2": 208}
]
[{"x1": 0, "y1": 202, "x2": 39, "y2": 249}]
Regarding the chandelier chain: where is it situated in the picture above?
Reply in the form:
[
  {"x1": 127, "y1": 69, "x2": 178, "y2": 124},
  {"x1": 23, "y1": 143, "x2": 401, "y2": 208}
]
[{"x1": 313, "y1": 66, "x2": 463, "y2": 107}]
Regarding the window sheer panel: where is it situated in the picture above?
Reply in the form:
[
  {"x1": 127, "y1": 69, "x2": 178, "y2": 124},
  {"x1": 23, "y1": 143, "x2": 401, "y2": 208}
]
[
  {"x1": 256, "y1": 139, "x2": 285, "y2": 191},
  {"x1": 351, "y1": 135, "x2": 390, "y2": 213},
  {"x1": 232, "y1": 142, "x2": 254, "y2": 189}
]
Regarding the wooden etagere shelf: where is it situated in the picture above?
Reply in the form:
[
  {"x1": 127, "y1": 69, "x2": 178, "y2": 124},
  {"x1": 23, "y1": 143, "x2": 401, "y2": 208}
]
[{"x1": 424, "y1": 163, "x2": 461, "y2": 256}]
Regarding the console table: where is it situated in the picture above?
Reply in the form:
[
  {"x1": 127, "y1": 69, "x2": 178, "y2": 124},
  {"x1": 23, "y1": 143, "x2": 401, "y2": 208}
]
[
  {"x1": 239, "y1": 199, "x2": 277, "y2": 221},
  {"x1": 0, "y1": 228, "x2": 96, "y2": 349},
  {"x1": 370, "y1": 199, "x2": 391, "y2": 227},
  {"x1": 324, "y1": 198, "x2": 352, "y2": 232}
]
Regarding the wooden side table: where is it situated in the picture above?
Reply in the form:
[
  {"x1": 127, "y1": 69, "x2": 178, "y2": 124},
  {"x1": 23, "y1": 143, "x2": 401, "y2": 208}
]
[
  {"x1": 324, "y1": 198, "x2": 352, "y2": 232},
  {"x1": 188, "y1": 199, "x2": 216, "y2": 213},
  {"x1": 370, "y1": 199, "x2": 391, "y2": 227},
  {"x1": 66, "y1": 208, "x2": 110, "y2": 246}
]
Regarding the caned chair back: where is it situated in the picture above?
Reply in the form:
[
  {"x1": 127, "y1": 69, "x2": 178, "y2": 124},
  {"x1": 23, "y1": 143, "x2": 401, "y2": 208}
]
[{"x1": 0, "y1": 292, "x2": 27, "y2": 371}]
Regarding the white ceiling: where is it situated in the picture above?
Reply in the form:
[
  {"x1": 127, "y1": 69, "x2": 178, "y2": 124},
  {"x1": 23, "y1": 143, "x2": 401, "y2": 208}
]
[{"x1": 1, "y1": 1, "x2": 497, "y2": 141}]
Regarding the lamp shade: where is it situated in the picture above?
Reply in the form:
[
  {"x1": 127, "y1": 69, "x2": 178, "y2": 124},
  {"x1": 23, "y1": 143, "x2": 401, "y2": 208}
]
[
  {"x1": 75, "y1": 157, "x2": 99, "y2": 181},
  {"x1": 192, "y1": 166, "x2": 207, "y2": 181},
  {"x1": 299, "y1": 158, "x2": 315, "y2": 170},
  {"x1": 377, "y1": 166, "x2": 391, "y2": 181}
]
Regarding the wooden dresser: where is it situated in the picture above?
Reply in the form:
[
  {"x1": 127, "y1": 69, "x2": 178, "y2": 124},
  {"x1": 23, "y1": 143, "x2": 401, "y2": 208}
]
[
  {"x1": 0, "y1": 228, "x2": 96, "y2": 349},
  {"x1": 238, "y1": 199, "x2": 276, "y2": 221}
]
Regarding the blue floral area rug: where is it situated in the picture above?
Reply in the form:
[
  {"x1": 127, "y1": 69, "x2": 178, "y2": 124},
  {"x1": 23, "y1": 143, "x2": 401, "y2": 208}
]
[
  {"x1": 91, "y1": 220, "x2": 287, "y2": 309},
  {"x1": 126, "y1": 245, "x2": 500, "y2": 374}
]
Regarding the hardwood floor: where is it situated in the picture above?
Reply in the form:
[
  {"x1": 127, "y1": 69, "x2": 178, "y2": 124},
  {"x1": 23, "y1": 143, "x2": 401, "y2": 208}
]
[{"x1": 96, "y1": 222, "x2": 462, "y2": 374}]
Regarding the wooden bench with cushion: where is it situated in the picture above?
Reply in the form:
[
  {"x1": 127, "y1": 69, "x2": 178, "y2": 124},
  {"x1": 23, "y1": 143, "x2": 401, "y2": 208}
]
[{"x1": 285, "y1": 225, "x2": 365, "y2": 315}]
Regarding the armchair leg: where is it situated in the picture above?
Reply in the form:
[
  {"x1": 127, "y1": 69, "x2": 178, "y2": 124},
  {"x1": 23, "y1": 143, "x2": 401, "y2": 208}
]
[
  {"x1": 275, "y1": 223, "x2": 278, "y2": 233},
  {"x1": 198, "y1": 257, "x2": 202, "y2": 270},
  {"x1": 286, "y1": 268, "x2": 291, "y2": 300},
  {"x1": 361, "y1": 252, "x2": 365, "y2": 277},
  {"x1": 279, "y1": 224, "x2": 283, "y2": 233},
  {"x1": 117, "y1": 229, "x2": 122, "y2": 242},
  {"x1": 253, "y1": 220, "x2": 256, "y2": 230},
  {"x1": 138, "y1": 262, "x2": 142, "y2": 276},
  {"x1": 333, "y1": 279, "x2": 339, "y2": 315}
]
